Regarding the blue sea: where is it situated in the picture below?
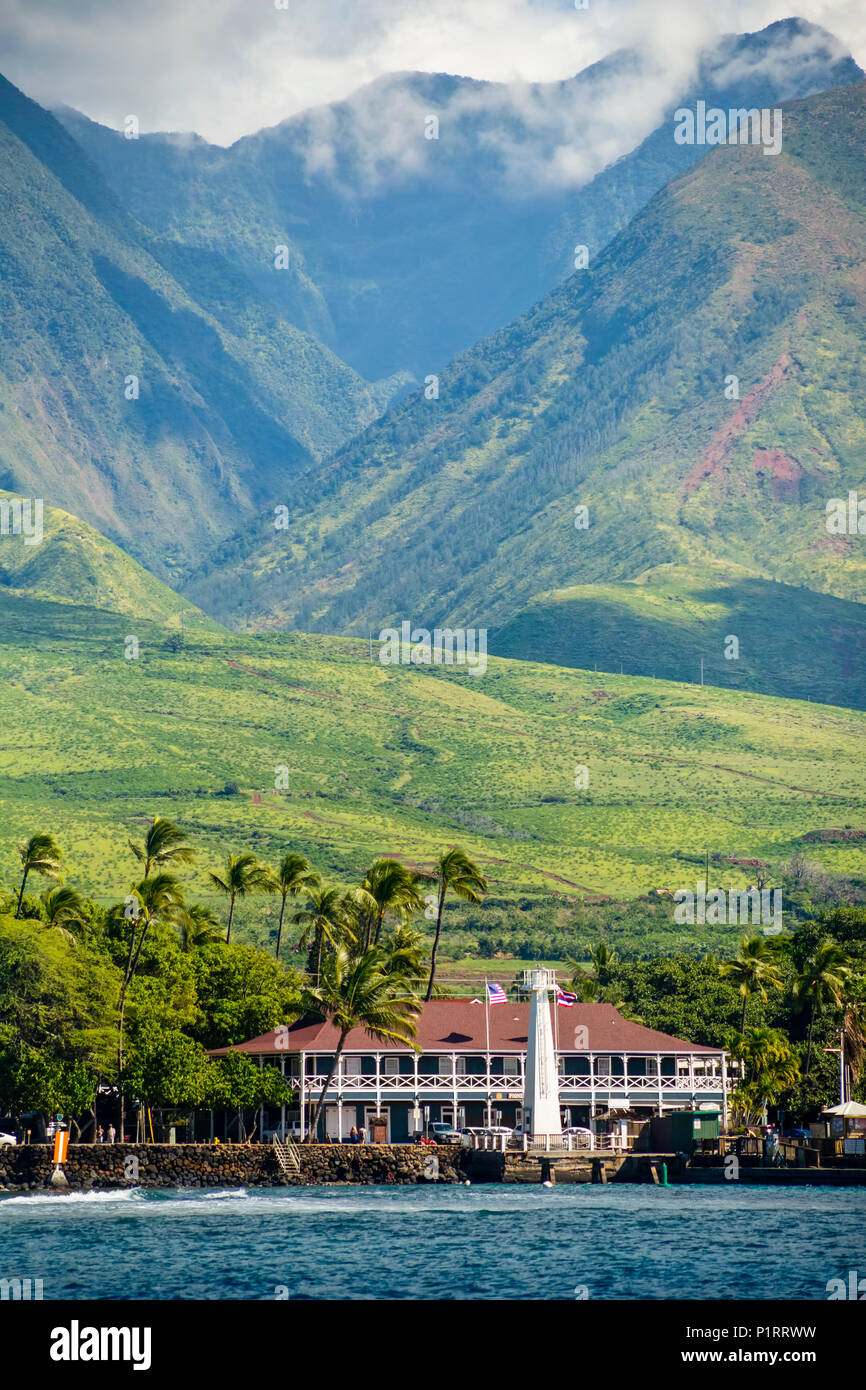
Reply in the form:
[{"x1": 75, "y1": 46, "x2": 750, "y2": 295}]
[{"x1": 1, "y1": 1184, "x2": 863, "y2": 1300}]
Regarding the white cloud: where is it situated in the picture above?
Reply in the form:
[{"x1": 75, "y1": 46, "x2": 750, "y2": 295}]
[{"x1": 0, "y1": 0, "x2": 863, "y2": 150}]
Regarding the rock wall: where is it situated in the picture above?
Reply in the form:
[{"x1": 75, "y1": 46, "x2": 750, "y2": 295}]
[{"x1": 0, "y1": 1142, "x2": 469, "y2": 1191}]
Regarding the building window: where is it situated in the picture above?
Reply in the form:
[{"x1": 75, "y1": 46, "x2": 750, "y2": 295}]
[
  {"x1": 454, "y1": 1057, "x2": 466, "y2": 1075},
  {"x1": 383, "y1": 1057, "x2": 399, "y2": 1076},
  {"x1": 343, "y1": 1057, "x2": 361, "y2": 1075},
  {"x1": 503, "y1": 1057, "x2": 519, "y2": 1075}
]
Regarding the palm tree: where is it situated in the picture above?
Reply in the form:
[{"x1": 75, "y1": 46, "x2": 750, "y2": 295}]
[
  {"x1": 360, "y1": 858, "x2": 427, "y2": 950},
  {"x1": 719, "y1": 934, "x2": 784, "y2": 1033},
  {"x1": 795, "y1": 941, "x2": 852, "y2": 1076},
  {"x1": 293, "y1": 885, "x2": 353, "y2": 985},
  {"x1": 117, "y1": 873, "x2": 186, "y2": 1137},
  {"x1": 383, "y1": 920, "x2": 428, "y2": 989},
  {"x1": 588, "y1": 941, "x2": 618, "y2": 986},
  {"x1": 728, "y1": 1026, "x2": 800, "y2": 1127},
  {"x1": 305, "y1": 945, "x2": 421, "y2": 1138},
  {"x1": 424, "y1": 848, "x2": 487, "y2": 1001},
  {"x1": 128, "y1": 816, "x2": 195, "y2": 879},
  {"x1": 208, "y1": 852, "x2": 274, "y2": 944},
  {"x1": 272, "y1": 852, "x2": 319, "y2": 961},
  {"x1": 842, "y1": 993, "x2": 866, "y2": 1097},
  {"x1": 41, "y1": 885, "x2": 86, "y2": 937},
  {"x1": 176, "y1": 902, "x2": 223, "y2": 953},
  {"x1": 15, "y1": 834, "x2": 62, "y2": 917}
]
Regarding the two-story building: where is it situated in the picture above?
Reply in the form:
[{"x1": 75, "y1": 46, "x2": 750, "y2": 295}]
[{"x1": 210, "y1": 999, "x2": 730, "y2": 1142}]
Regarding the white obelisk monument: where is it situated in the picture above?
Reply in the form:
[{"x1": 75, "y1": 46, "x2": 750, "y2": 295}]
[{"x1": 522, "y1": 968, "x2": 562, "y2": 1140}]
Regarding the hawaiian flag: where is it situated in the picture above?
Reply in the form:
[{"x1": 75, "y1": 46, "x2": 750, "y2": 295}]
[
  {"x1": 487, "y1": 981, "x2": 507, "y2": 1005},
  {"x1": 556, "y1": 988, "x2": 578, "y2": 1008}
]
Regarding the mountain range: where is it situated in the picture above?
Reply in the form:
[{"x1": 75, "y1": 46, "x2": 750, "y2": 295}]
[
  {"x1": 1, "y1": 17, "x2": 864, "y2": 711},
  {"x1": 55, "y1": 18, "x2": 860, "y2": 381}
]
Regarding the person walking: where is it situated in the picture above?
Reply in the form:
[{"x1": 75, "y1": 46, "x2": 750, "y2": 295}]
[
  {"x1": 108, "y1": 1124, "x2": 116, "y2": 1144},
  {"x1": 97, "y1": 1126, "x2": 104, "y2": 1144},
  {"x1": 358, "y1": 1124, "x2": 367, "y2": 1144}
]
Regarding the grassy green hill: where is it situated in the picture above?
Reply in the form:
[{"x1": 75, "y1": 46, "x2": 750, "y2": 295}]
[
  {"x1": 1, "y1": 587, "x2": 864, "y2": 928},
  {"x1": 0, "y1": 493, "x2": 223, "y2": 624},
  {"x1": 491, "y1": 562, "x2": 866, "y2": 709},
  {"x1": 0, "y1": 74, "x2": 398, "y2": 583},
  {"x1": 187, "y1": 80, "x2": 866, "y2": 654}
]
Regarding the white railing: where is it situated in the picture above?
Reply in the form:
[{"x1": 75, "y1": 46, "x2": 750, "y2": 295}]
[{"x1": 303, "y1": 1072, "x2": 728, "y2": 1095}]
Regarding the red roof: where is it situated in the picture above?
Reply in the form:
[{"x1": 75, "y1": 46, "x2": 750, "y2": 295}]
[{"x1": 209, "y1": 1000, "x2": 716, "y2": 1056}]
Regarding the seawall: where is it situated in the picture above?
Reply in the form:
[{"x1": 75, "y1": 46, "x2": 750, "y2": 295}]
[{"x1": 0, "y1": 1143, "x2": 470, "y2": 1192}]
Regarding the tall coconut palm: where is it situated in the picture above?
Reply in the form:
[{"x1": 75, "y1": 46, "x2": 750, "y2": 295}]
[
  {"x1": 176, "y1": 902, "x2": 223, "y2": 953},
  {"x1": 360, "y1": 859, "x2": 427, "y2": 950},
  {"x1": 128, "y1": 815, "x2": 195, "y2": 879},
  {"x1": 273, "y1": 852, "x2": 319, "y2": 962},
  {"x1": 842, "y1": 992, "x2": 866, "y2": 1096},
  {"x1": 305, "y1": 944, "x2": 421, "y2": 1138},
  {"x1": 795, "y1": 941, "x2": 852, "y2": 1076},
  {"x1": 40, "y1": 884, "x2": 86, "y2": 938},
  {"x1": 208, "y1": 852, "x2": 274, "y2": 944},
  {"x1": 424, "y1": 848, "x2": 487, "y2": 1000},
  {"x1": 117, "y1": 873, "x2": 186, "y2": 1137},
  {"x1": 293, "y1": 885, "x2": 353, "y2": 985},
  {"x1": 719, "y1": 934, "x2": 784, "y2": 1033},
  {"x1": 15, "y1": 833, "x2": 62, "y2": 917}
]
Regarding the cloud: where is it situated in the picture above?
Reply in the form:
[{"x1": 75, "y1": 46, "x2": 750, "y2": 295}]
[{"x1": 0, "y1": 0, "x2": 864, "y2": 153}]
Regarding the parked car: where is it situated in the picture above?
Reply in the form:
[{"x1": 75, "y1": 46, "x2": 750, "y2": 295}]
[
  {"x1": 561, "y1": 1127, "x2": 594, "y2": 1146},
  {"x1": 0, "y1": 1131, "x2": 18, "y2": 1146},
  {"x1": 428, "y1": 1122, "x2": 461, "y2": 1143},
  {"x1": 782, "y1": 1127, "x2": 809, "y2": 1140}
]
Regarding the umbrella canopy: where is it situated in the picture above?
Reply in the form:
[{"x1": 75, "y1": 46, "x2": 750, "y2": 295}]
[{"x1": 821, "y1": 1101, "x2": 866, "y2": 1117}]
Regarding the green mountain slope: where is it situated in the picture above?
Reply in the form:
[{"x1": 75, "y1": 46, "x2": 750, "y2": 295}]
[
  {"x1": 0, "y1": 74, "x2": 397, "y2": 582},
  {"x1": 0, "y1": 492, "x2": 221, "y2": 624},
  {"x1": 55, "y1": 19, "x2": 861, "y2": 382},
  {"x1": 186, "y1": 80, "x2": 866, "y2": 660},
  {"x1": 491, "y1": 563, "x2": 866, "y2": 709},
  {"x1": 0, "y1": 587, "x2": 864, "y2": 911}
]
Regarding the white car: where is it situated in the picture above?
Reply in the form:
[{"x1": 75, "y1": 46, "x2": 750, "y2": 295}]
[
  {"x1": 561, "y1": 1126, "x2": 594, "y2": 1146},
  {"x1": 0, "y1": 1131, "x2": 18, "y2": 1146}
]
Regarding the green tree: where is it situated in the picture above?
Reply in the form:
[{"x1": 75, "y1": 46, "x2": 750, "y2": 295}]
[
  {"x1": 305, "y1": 945, "x2": 421, "y2": 1138},
  {"x1": 176, "y1": 903, "x2": 223, "y2": 953},
  {"x1": 207, "y1": 1048, "x2": 294, "y2": 1142},
  {"x1": 360, "y1": 858, "x2": 426, "y2": 951},
  {"x1": 727, "y1": 1026, "x2": 801, "y2": 1126},
  {"x1": 209, "y1": 852, "x2": 274, "y2": 944},
  {"x1": 41, "y1": 885, "x2": 87, "y2": 938},
  {"x1": 188, "y1": 943, "x2": 304, "y2": 1050},
  {"x1": 293, "y1": 885, "x2": 353, "y2": 985},
  {"x1": 273, "y1": 852, "x2": 319, "y2": 962},
  {"x1": 15, "y1": 834, "x2": 62, "y2": 918},
  {"x1": 796, "y1": 941, "x2": 852, "y2": 1076},
  {"x1": 116, "y1": 873, "x2": 186, "y2": 1138},
  {"x1": 719, "y1": 934, "x2": 784, "y2": 1033},
  {"x1": 424, "y1": 848, "x2": 487, "y2": 1000},
  {"x1": 129, "y1": 816, "x2": 195, "y2": 879}
]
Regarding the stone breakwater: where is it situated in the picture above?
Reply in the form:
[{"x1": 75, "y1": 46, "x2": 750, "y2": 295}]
[{"x1": 0, "y1": 1143, "x2": 470, "y2": 1192}]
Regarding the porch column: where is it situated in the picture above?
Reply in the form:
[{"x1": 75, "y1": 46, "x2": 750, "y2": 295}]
[
  {"x1": 451, "y1": 1051, "x2": 458, "y2": 1126},
  {"x1": 337, "y1": 1054, "x2": 343, "y2": 1141},
  {"x1": 721, "y1": 1050, "x2": 729, "y2": 1131},
  {"x1": 280, "y1": 1056, "x2": 286, "y2": 1139},
  {"x1": 300, "y1": 1051, "x2": 306, "y2": 1140},
  {"x1": 258, "y1": 1056, "x2": 264, "y2": 1141},
  {"x1": 689, "y1": 1053, "x2": 695, "y2": 1106},
  {"x1": 375, "y1": 1053, "x2": 381, "y2": 1113},
  {"x1": 589, "y1": 1052, "x2": 596, "y2": 1128},
  {"x1": 656, "y1": 1052, "x2": 663, "y2": 1117}
]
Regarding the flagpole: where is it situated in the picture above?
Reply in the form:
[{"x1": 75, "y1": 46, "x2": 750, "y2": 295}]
[{"x1": 484, "y1": 977, "x2": 491, "y2": 1127}]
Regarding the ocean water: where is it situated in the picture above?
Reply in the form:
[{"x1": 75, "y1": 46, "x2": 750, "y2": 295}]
[{"x1": 0, "y1": 1183, "x2": 863, "y2": 1300}]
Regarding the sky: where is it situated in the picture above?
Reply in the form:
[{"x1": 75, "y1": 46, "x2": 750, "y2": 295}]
[{"x1": 1, "y1": 0, "x2": 864, "y2": 146}]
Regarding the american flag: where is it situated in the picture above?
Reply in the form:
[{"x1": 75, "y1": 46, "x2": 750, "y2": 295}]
[
  {"x1": 556, "y1": 989, "x2": 578, "y2": 1008},
  {"x1": 487, "y1": 981, "x2": 507, "y2": 1005}
]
